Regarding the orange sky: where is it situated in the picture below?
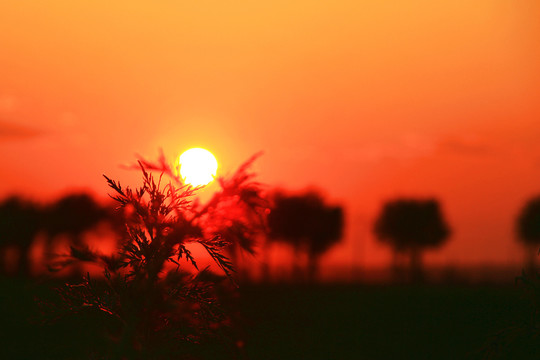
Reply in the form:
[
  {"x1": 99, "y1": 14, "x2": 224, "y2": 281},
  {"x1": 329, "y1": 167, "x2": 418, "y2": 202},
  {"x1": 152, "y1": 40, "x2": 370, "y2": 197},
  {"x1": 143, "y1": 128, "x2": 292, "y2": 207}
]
[{"x1": 1, "y1": 0, "x2": 539, "y2": 270}]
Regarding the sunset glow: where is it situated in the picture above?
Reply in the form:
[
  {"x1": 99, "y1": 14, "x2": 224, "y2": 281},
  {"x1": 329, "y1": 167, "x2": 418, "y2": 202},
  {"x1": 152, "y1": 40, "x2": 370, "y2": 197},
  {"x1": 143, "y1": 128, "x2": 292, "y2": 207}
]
[
  {"x1": 0, "y1": 0, "x2": 539, "y2": 269},
  {"x1": 3, "y1": 3, "x2": 540, "y2": 358},
  {"x1": 177, "y1": 148, "x2": 218, "y2": 187}
]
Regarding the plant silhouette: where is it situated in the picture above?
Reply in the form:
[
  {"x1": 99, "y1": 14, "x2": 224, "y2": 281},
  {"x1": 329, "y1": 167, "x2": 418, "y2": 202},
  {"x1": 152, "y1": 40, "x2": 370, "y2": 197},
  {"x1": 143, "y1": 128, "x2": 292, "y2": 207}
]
[
  {"x1": 42, "y1": 152, "x2": 267, "y2": 359},
  {"x1": 516, "y1": 195, "x2": 540, "y2": 272},
  {"x1": 373, "y1": 198, "x2": 450, "y2": 282},
  {"x1": 0, "y1": 196, "x2": 41, "y2": 276},
  {"x1": 267, "y1": 191, "x2": 343, "y2": 281}
]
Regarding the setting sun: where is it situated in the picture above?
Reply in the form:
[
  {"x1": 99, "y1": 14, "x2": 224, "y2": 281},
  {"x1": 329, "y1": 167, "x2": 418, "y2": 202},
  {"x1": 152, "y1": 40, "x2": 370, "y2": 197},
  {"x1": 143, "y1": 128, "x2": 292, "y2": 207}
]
[{"x1": 177, "y1": 148, "x2": 218, "y2": 187}]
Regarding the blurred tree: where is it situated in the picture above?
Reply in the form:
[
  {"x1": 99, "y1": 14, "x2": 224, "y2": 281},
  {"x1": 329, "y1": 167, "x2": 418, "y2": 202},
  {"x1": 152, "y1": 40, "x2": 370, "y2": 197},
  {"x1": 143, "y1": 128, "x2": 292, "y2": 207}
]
[
  {"x1": 268, "y1": 191, "x2": 343, "y2": 282},
  {"x1": 0, "y1": 196, "x2": 41, "y2": 276},
  {"x1": 516, "y1": 196, "x2": 540, "y2": 272},
  {"x1": 373, "y1": 198, "x2": 450, "y2": 282}
]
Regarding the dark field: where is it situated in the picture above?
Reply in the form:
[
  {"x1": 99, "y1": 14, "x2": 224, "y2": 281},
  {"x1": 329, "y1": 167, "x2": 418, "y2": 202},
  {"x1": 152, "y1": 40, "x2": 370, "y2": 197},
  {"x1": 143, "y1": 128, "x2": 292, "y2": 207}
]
[
  {"x1": 1, "y1": 278, "x2": 538, "y2": 359},
  {"x1": 239, "y1": 284, "x2": 538, "y2": 359}
]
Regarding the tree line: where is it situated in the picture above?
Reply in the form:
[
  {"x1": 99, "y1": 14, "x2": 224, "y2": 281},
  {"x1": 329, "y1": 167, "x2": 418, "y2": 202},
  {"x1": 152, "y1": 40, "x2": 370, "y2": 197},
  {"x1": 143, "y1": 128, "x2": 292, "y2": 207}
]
[
  {"x1": 266, "y1": 192, "x2": 540, "y2": 282},
  {"x1": 0, "y1": 194, "x2": 123, "y2": 277},
  {"x1": 2, "y1": 191, "x2": 540, "y2": 281}
]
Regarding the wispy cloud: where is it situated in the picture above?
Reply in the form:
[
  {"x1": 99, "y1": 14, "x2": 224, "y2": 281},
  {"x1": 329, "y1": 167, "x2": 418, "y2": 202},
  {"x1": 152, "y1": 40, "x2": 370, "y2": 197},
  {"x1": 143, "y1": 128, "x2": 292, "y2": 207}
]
[
  {"x1": 0, "y1": 95, "x2": 18, "y2": 113},
  {"x1": 438, "y1": 135, "x2": 492, "y2": 155},
  {"x1": 335, "y1": 133, "x2": 495, "y2": 164},
  {"x1": 0, "y1": 120, "x2": 43, "y2": 140}
]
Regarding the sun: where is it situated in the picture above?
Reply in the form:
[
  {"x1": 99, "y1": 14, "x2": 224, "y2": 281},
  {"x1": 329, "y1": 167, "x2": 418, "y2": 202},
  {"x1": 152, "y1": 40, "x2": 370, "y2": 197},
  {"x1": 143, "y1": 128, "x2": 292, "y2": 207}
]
[{"x1": 177, "y1": 148, "x2": 218, "y2": 186}]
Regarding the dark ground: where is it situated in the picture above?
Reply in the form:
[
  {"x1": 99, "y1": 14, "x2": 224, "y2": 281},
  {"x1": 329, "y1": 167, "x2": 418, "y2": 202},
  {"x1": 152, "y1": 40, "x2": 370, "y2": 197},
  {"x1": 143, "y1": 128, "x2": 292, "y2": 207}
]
[
  {"x1": 1, "y1": 278, "x2": 538, "y2": 359},
  {"x1": 239, "y1": 283, "x2": 539, "y2": 359}
]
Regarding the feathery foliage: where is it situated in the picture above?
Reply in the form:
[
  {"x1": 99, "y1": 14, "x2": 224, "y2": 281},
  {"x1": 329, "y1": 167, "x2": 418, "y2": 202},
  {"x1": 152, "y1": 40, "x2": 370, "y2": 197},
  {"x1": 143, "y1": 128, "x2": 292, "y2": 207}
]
[{"x1": 42, "y1": 152, "x2": 268, "y2": 359}]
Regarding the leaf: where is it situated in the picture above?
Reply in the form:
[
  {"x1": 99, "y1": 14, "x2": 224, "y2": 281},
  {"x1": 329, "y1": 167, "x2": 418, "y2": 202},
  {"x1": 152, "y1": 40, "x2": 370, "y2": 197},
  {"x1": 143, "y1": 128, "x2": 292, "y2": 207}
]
[{"x1": 199, "y1": 237, "x2": 236, "y2": 284}]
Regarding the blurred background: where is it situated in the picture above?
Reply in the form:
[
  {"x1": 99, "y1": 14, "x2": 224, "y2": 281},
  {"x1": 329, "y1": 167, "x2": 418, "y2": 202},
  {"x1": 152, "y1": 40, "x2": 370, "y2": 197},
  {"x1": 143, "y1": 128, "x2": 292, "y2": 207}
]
[{"x1": 1, "y1": 1, "x2": 540, "y2": 359}]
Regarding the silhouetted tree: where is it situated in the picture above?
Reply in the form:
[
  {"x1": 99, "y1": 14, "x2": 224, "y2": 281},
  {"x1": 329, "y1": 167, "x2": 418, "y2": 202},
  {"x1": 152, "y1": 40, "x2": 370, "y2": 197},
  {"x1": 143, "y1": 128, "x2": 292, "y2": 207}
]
[
  {"x1": 0, "y1": 196, "x2": 41, "y2": 276},
  {"x1": 268, "y1": 191, "x2": 343, "y2": 281},
  {"x1": 517, "y1": 196, "x2": 540, "y2": 272},
  {"x1": 374, "y1": 198, "x2": 450, "y2": 282}
]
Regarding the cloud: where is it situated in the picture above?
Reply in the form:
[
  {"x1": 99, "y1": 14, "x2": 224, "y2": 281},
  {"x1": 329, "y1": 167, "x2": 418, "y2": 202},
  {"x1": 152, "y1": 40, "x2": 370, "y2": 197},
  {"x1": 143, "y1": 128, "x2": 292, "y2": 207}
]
[
  {"x1": 0, "y1": 120, "x2": 43, "y2": 140},
  {"x1": 438, "y1": 135, "x2": 492, "y2": 155},
  {"x1": 0, "y1": 95, "x2": 18, "y2": 113},
  {"x1": 340, "y1": 134, "x2": 494, "y2": 164},
  {"x1": 349, "y1": 134, "x2": 437, "y2": 163}
]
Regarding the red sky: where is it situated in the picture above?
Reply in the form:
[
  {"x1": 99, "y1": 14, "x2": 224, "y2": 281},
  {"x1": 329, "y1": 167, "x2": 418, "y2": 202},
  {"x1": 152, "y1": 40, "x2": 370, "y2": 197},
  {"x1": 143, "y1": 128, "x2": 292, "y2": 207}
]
[{"x1": 1, "y1": 1, "x2": 539, "y2": 270}]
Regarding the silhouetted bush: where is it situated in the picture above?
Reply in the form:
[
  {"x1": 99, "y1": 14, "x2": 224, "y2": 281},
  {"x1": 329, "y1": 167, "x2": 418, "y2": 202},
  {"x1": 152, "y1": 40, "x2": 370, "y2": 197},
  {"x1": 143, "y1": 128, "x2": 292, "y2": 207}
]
[
  {"x1": 516, "y1": 195, "x2": 540, "y2": 271},
  {"x1": 373, "y1": 198, "x2": 450, "y2": 282},
  {"x1": 40, "y1": 152, "x2": 267, "y2": 359},
  {"x1": 268, "y1": 191, "x2": 343, "y2": 281},
  {"x1": 484, "y1": 196, "x2": 540, "y2": 357},
  {"x1": 43, "y1": 193, "x2": 112, "y2": 273},
  {"x1": 0, "y1": 196, "x2": 41, "y2": 276}
]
